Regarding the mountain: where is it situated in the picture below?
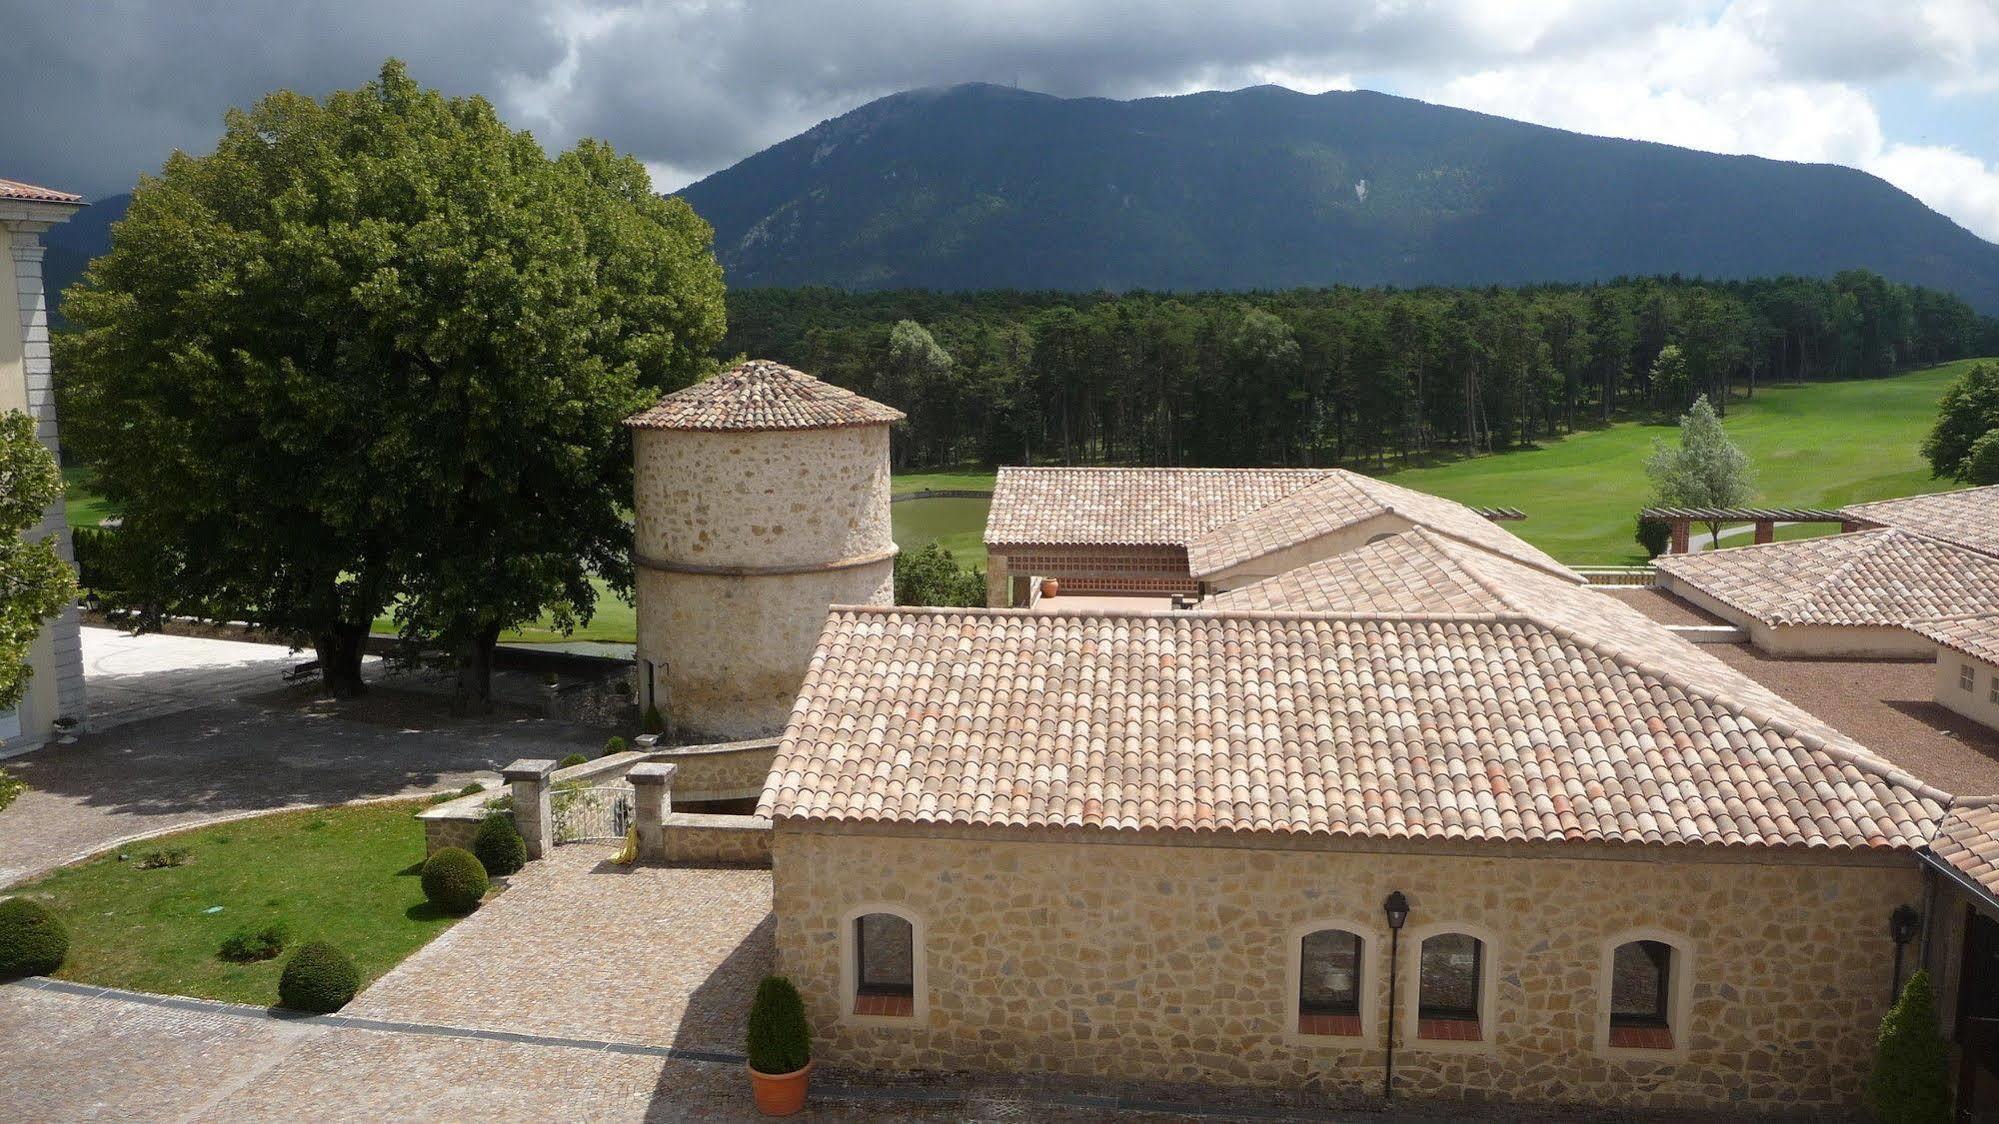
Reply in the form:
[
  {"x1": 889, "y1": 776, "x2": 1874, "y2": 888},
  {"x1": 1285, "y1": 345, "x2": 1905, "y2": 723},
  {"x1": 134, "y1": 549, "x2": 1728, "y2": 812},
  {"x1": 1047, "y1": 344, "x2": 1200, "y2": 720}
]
[
  {"x1": 41, "y1": 192, "x2": 128, "y2": 325},
  {"x1": 678, "y1": 84, "x2": 1999, "y2": 311}
]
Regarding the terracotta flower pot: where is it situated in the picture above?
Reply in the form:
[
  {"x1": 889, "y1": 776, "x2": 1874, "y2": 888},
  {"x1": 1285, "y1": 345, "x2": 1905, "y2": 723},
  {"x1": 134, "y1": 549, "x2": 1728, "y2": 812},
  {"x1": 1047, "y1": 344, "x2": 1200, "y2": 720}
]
[
  {"x1": 1040, "y1": 577, "x2": 1060, "y2": 598},
  {"x1": 747, "y1": 1060, "x2": 812, "y2": 1116}
]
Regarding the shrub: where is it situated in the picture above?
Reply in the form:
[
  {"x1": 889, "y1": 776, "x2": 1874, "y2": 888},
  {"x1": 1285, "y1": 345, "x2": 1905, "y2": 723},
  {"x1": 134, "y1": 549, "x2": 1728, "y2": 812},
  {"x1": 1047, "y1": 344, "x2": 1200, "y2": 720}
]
[
  {"x1": 1634, "y1": 516, "x2": 1671, "y2": 559},
  {"x1": 137, "y1": 847, "x2": 190, "y2": 869},
  {"x1": 472, "y1": 812, "x2": 527, "y2": 877},
  {"x1": 426, "y1": 791, "x2": 455, "y2": 806},
  {"x1": 0, "y1": 769, "x2": 24, "y2": 814},
  {"x1": 486, "y1": 793, "x2": 514, "y2": 812},
  {"x1": 277, "y1": 941, "x2": 359, "y2": 1013},
  {"x1": 746, "y1": 975, "x2": 811, "y2": 1075},
  {"x1": 642, "y1": 704, "x2": 665, "y2": 735},
  {"x1": 1866, "y1": 969, "x2": 1951, "y2": 1124},
  {"x1": 458, "y1": 782, "x2": 483, "y2": 796},
  {"x1": 602, "y1": 736, "x2": 628, "y2": 757},
  {"x1": 0, "y1": 898, "x2": 69, "y2": 978},
  {"x1": 218, "y1": 922, "x2": 291, "y2": 963},
  {"x1": 420, "y1": 847, "x2": 489, "y2": 914},
  {"x1": 558, "y1": 752, "x2": 588, "y2": 768}
]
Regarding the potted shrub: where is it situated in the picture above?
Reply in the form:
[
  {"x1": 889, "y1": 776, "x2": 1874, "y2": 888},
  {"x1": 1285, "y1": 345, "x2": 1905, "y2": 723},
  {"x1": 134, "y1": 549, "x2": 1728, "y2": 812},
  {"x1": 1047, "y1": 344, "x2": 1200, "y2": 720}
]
[{"x1": 745, "y1": 975, "x2": 812, "y2": 1115}]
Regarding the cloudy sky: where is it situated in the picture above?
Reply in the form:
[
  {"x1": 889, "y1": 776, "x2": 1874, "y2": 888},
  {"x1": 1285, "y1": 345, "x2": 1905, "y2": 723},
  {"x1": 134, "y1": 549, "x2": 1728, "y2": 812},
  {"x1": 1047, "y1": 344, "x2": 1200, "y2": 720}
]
[{"x1": 5, "y1": 0, "x2": 1997, "y2": 240}]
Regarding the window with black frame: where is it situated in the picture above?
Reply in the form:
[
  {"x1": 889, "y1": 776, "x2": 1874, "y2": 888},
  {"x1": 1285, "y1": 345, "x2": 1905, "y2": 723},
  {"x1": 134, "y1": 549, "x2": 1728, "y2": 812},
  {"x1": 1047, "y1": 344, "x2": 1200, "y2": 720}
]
[
  {"x1": 1609, "y1": 939, "x2": 1675, "y2": 1048},
  {"x1": 1416, "y1": 932, "x2": 1483, "y2": 1040},
  {"x1": 853, "y1": 912, "x2": 915, "y2": 1017},
  {"x1": 1298, "y1": 928, "x2": 1363, "y2": 1035}
]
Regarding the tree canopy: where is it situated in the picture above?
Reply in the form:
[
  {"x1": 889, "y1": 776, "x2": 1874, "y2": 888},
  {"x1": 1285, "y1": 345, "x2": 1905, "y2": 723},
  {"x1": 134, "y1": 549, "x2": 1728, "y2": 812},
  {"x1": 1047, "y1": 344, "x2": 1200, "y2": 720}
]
[
  {"x1": 893, "y1": 543, "x2": 986, "y2": 608},
  {"x1": 57, "y1": 60, "x2": 725, "y2": 703},
  {"x1": 1645, "y1": 395, "x2": 1755, "y2": 547},
  {"x1": 0, "y1": 412, "x2": 78, "y2": 712},
  {"x1": 1923, "y1": 361, "x2": 1999, "y2": 484},
  {"x1": 728, "y1": 271, "x2": 1997, "y2": 472}
]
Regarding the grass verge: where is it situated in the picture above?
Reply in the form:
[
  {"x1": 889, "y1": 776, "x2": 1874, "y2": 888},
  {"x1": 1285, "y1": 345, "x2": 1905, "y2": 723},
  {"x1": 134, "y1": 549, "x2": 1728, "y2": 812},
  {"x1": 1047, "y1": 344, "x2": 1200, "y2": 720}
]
[{"x1": 6, "y1": 801, "x2": 461, "y2": 1006}]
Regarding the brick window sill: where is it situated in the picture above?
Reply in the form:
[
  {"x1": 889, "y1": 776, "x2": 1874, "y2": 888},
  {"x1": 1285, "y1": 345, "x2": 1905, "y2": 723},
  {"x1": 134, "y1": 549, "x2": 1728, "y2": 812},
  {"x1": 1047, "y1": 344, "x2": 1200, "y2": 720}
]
[
  {"x1": 1608, "y1": 1024, "x2": 1674, "y2": 1050},
  {"x1": 1297, "y1": 1013, "x2": 1363, "y2": 1038},
  {"x1": 1417, "y1": 1016, "x2": 1482, "y2": 1042},
  {"x1": 853, "y1": 993, "x2": 914, "y2": 1018}
]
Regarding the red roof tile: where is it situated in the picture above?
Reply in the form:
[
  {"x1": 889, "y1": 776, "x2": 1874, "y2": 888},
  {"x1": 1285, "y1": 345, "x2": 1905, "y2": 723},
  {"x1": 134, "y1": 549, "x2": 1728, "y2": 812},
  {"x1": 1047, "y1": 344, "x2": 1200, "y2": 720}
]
[
  {"x1": 624, "y1": 359, "x2": 903, "y2": 432},
  {"x1": 0, "y1": 178, "x2": 83, "y2": 204}
]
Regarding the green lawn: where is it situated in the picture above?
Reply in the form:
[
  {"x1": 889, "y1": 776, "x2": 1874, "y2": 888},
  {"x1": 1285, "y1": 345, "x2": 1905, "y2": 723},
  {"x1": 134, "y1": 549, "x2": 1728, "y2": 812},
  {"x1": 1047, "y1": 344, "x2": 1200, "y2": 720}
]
[
  {"x1": 63, "y1": 465, "x2": 116, "y2": 529},
  {"x1": 892, "y1": 469, "x2": 1000, "y2": 494},
  {"x1": 1380, "y1": 360, "x2": 1979, "y2": 563},
  {"x1": 7, "y1": 801, "x2": 463, "y2": 1005}
]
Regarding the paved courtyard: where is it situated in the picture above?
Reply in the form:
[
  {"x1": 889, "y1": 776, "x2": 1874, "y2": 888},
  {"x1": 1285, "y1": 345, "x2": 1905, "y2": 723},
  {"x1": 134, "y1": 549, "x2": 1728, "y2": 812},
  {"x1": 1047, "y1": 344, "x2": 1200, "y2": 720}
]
[
  {"x1": 350, "y1": 844, "x2": 773, "y2": 1052},
  {"x1": 0, "y1": 629, "x2": 605, "y2": 888}
]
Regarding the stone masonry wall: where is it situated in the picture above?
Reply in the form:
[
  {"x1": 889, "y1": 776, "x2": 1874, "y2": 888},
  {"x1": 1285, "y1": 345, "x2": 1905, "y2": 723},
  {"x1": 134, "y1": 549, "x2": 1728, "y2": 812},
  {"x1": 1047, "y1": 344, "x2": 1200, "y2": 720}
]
[
  {"x1": 651, "y1": 738, "x2": 779, "y2": 801},
  {"x1": 772, "y1": 828, "x2": 1921, "y2": 1112},
  {"x1": 661, "y1": 812, "x2": 772, "y2": 866}
]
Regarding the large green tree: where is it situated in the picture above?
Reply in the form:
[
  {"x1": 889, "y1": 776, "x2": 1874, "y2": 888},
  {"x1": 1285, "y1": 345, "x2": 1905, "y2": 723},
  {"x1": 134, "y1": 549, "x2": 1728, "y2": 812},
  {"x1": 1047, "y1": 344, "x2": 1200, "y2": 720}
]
[
  {"x1": 1645, "y1": 394, "x2": 1755, "y2": 547},
  {"x1": 0, "y1": 412, "x2": 78, "y2": 712},
  {"x1": 59, "y1": 61, "x2": 725, "y2": 703},
  {"x1": 1922, "y1": 361, "x2": 1999, "y2": 483}
]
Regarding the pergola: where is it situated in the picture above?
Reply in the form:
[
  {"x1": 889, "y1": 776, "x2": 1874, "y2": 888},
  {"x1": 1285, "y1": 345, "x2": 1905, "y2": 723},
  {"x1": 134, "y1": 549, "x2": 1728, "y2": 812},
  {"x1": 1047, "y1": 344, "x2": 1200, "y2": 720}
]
[{"x1": 1639, "y1": 506, "x2": 1862, "y2": 554}]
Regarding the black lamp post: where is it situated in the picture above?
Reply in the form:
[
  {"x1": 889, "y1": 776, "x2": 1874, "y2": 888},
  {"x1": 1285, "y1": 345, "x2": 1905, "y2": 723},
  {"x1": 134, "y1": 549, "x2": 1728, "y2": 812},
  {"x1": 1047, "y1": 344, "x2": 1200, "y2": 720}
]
[
  {"x1": 1382, "y1": 891, "x2": 1410, "y2": 1101},
  {"x1": 1890, "y1": 904, "x2": 1921, "y2": 1003}
]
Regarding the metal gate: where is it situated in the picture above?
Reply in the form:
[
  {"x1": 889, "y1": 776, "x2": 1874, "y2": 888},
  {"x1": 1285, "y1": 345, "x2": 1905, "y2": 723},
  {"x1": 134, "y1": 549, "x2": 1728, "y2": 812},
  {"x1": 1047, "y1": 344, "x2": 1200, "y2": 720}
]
[{"x1": 551, "y1": 783, "x2": 633, "y2": 844}]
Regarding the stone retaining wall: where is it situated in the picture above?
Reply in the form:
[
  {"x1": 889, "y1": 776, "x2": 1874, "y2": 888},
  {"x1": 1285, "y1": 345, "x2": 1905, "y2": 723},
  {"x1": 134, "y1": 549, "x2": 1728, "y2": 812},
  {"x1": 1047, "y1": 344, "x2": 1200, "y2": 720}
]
[
  {"x1": 416, "y1": 789, "x2": 502, "y2": 856},
  {"x1": 647, "y1": 737, "x2": 778, "y2": 801},
  {"x1": 661, "y1": 812, "x2": 772, "y2": 866}
]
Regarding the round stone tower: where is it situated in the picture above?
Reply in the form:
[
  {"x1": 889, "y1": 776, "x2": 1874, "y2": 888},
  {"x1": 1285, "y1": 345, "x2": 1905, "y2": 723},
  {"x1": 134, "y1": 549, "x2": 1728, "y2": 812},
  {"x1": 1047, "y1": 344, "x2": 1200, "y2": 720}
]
[{"x1": 624, "y1": 359, "x2": 903, "y2": 740}]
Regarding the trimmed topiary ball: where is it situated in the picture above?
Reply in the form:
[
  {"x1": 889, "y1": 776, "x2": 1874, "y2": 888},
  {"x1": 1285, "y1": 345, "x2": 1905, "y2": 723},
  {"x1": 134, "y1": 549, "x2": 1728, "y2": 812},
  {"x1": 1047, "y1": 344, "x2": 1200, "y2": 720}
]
[
  {"x1": 472, "y1": 812, "x2": 527, "y2": 877},
  {"x1": 277, "y1": 941, "x2": 359, "y2": 1013},
  {"x1": 421, "y1": 847, "x2": 489, "y2": 914},
  {"x1": 0, "y1": 898, "x2": 69, "y2": 978}
]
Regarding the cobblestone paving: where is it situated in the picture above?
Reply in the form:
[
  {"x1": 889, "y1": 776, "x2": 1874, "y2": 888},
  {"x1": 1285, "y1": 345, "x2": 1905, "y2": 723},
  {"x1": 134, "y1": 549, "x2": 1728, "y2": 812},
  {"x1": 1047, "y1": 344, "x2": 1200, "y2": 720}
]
[{"x1": 348, "y1": 844, "x2": 773, "y2": 1053}]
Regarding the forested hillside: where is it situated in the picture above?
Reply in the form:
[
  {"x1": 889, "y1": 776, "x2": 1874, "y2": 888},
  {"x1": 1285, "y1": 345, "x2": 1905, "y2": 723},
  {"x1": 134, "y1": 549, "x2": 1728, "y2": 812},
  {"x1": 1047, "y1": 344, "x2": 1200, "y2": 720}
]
[
  {"x1": 724, "y1": 271, "x2": 1998, "y2": 470},
  {"x1": 681, "y1": 84, "x2": 1999, "y2": 310}
]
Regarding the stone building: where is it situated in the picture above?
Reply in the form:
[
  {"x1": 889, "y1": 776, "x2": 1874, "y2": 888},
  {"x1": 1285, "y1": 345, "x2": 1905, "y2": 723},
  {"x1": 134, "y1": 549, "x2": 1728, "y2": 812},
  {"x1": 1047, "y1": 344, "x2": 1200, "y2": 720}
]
[
  {"x1": 0, "y1": 179, "x2": 85, "y2": 749},
  {"x1": 759, "y1": 512, "x2": 1971, "y2": 1111},
  {"x1": 983, "y1": 465, "x2": 1568, "y2": 607},
  {"x1": 624, "y1": 360, "x2": 902, "y2": 740}
]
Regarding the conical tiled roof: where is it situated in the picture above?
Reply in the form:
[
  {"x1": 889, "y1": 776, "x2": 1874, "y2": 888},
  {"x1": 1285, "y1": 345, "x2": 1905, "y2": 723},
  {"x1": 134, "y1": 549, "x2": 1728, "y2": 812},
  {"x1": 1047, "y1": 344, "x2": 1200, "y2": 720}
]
[{"x1": 624, "y1": 359, "x2": 904, "y2": 432}]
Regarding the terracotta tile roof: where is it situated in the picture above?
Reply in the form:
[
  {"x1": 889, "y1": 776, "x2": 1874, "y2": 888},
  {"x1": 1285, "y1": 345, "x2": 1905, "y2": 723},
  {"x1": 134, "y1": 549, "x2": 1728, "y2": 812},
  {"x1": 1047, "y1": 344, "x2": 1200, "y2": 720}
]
[
  {"x1": 985, "y1": 466, "x2": 1329, "y2": 547},
  {"x1": 0, "y1": 178, "x2": 83, "y2": 204},
  {"x1": 1914, "y1": 614, "x2": 1999, "y2": 667},
  {"x1": 1185, "y1": 471, "x2": 1575, "y2": 581},
  {"x1": 1203, "y1": 529, "x2": 1506, "y2": 615},
  {"x1": 1845, "y1": 486, "x2": 1999, "y2": 558},
  {"x1": 1930, "y1": 802, "x2": 1999, "y2": 900},
  {"x1": 986, "y1": 466, "x2": 1576, "y2": 581},
  {"x1": 1217, "y1": 532, "x2": 1915, "y2": 771},
  {"x1": 623, "y1": 359, "x2": 903, "y2": 432},
  {"x1": 762, "y1": 603, "x2": 1948, "y2": 850},
  {"x1": 1655, "y1": 529, "x2": 1999, "y2": 628}
]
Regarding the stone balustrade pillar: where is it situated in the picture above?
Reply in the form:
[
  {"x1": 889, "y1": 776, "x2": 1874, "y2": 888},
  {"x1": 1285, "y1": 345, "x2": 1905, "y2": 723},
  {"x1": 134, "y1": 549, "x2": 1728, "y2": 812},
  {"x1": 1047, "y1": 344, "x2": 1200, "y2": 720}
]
[
  {"x1": 502, "y1": 758, "x2": 557, "y2": 860},
  {"x1": 629, "y1": 762, "x2": 679, "y2": 861}
]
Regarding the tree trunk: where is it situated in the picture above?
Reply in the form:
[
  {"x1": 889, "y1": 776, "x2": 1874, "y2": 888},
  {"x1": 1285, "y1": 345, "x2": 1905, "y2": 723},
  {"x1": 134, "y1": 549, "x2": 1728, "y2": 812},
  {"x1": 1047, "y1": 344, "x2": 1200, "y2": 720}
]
[
  {"x1": 314, "y1": 623, "x2": 369, "y2": 698},
  {"x1": 452, "y1": 624, "x2": 502, "y2": 716}
]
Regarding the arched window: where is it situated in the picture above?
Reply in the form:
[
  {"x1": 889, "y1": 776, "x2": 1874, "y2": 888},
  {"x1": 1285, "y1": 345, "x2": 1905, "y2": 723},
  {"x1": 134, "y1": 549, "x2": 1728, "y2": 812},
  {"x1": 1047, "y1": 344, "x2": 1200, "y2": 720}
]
[
  {"x1": 854, "y1": 912, "x2": 914, "y2": 1016},
  {"x1": 1416, "y1": 932, "x2": 1484, "y2": 1040},
  {"x1": 840, "y1": 905, "x2": 925, "y2": 1024},
  {"x1": 1297, "y1": 927, "x2": 1365, "y2": 1036},
  {"x1": 1606, "y1": 937, "x2": 1684, "y2": 1051}
]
